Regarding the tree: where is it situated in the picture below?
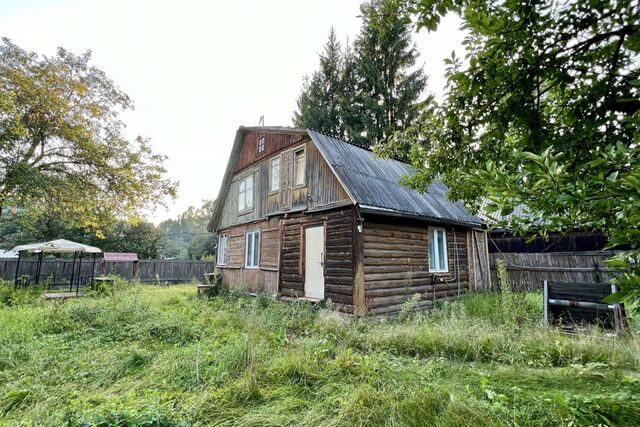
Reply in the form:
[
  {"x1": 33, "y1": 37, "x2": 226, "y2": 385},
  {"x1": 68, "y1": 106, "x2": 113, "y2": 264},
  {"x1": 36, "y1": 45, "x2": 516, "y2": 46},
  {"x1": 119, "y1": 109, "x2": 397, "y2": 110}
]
[
  {"x1": 293, "y1": 27, "x2": 346, "y2": 137},
  {"x1": 349, "y1": 0, "x2": 427, "y2": 149},
  {"x1": 292, "y1": 0, "x2": 428, "y2": 149},
  {"x1": 102, "y1": 221, "x2": 166, "y2": 259},
  {"x1": 396, "y1": 1, "x2": 640, "y2": 310},
  {"x1": 186, "y1": 233, "x2": 216, "y2": 260},
  {"x1": 157, "y1": 199, "x2": 216, "y2": 258},
  {"x1": 0, "y1": 39, "x2": 177, "y2": 236}
]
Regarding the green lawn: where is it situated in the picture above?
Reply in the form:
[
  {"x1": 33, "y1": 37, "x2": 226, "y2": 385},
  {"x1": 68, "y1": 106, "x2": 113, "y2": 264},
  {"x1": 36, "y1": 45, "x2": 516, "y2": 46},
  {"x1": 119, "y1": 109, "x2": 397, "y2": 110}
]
[{"x1": 1, "y1": 283, "x2": 639, "y2": 426}]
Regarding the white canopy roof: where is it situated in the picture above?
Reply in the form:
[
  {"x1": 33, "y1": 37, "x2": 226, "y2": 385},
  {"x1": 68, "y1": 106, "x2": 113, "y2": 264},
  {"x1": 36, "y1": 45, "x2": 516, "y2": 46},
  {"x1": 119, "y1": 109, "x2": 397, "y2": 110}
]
[
  {"x1": 0, "y1": 249, "x2": 18, "y2": 258},
  {"x1": 12, "y1": 239, "x2": 102, "y2": 254}
]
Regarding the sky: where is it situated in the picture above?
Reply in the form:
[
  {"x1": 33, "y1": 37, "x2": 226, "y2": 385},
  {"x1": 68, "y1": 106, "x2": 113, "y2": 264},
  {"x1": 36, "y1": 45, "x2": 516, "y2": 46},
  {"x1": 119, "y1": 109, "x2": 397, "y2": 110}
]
[{"x1": 0, "y1": 0, "x2": 464, "y2": 223}]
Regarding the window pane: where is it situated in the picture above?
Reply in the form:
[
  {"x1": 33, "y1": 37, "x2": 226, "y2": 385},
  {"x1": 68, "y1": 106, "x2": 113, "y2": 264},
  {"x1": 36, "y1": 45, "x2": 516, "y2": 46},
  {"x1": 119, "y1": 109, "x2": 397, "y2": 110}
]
[
  {"x1": 238, "y1": 191, "x2": 244, "y2": 211},
  {"x1": 246, "y1": 176, "x2": 254, "y2": 207},
  {"x1": 294, "y1": 150, "x2": 305, "y2": 186},
  {"x1": 253, "y1": 233, "x2": 260, "y2": 266},
  {"x1": 246, "y1": 233, "x2": 253, "y2": 266},
  {"x1": 437, "y1": 230, "x2": 446, "y2": 270},
  {"x1": 428, "y1": 236, "x2": 436, "y2": 270},
  {"x1": 271, "y1": 158, "x2": 280, "y2": 191},
  {"x1": 217, "y1": 236, "x2": 225, "y2": 264}
]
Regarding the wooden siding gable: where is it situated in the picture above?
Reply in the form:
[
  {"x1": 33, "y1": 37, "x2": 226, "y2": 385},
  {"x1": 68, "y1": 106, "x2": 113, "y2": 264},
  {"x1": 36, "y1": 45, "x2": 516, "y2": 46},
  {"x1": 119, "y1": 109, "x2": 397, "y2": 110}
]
[{"x1": 210, "y1": 127, "x2": 354, "y2": 231}]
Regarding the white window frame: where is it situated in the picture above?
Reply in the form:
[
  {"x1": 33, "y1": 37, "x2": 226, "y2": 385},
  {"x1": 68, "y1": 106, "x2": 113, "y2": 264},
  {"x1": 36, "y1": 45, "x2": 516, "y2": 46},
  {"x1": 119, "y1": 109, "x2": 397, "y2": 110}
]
[
  {"x1": 293, "y1": 147, "x2": 306, "y2": 187},
  {"x1": 238, "y1": 174, "x2": 254, "y2": 212},
  {"x1": 257, "y1": 136, "x2": 265, "y2": 154},
  {"x1": 245, "y1": 230, "x2": 260, "y2": 269},
  {"x1": 270, "y1": 156, "x2": 280, "y2": 193},
  {"x1": 216, "y1": 234, "x2": 227, "y2": 266},
  {"x1": 428, "y1": 227, "x2": 448, "y2": 273}
]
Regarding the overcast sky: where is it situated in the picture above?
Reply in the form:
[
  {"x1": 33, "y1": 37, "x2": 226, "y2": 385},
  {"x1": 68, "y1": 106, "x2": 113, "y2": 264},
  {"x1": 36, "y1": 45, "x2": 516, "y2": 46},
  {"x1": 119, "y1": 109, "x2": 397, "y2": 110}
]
[{"x1": 0, "y1": 0, "x2": 464, "y2": 223}]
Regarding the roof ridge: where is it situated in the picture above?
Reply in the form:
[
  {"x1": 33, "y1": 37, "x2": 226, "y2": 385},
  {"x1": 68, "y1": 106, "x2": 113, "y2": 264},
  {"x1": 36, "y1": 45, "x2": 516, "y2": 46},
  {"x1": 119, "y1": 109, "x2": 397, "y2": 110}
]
[{"x1": 308, "y1": 128, "x2": 411, "y2": 165}]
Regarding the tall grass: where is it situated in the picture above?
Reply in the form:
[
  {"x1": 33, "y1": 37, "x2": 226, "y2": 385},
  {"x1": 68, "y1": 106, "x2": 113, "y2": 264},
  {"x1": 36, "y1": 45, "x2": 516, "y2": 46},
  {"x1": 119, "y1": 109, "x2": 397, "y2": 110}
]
[{"x1": 0, "y1": 281, "x2": 639, "y2": 426}]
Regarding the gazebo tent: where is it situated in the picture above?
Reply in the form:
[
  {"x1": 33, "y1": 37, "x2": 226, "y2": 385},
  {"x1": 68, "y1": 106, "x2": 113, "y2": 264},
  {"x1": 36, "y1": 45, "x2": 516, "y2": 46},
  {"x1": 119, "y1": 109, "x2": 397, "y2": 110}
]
[{"x1": 12, "y1": 239, "x2": 102, "y2": 292}]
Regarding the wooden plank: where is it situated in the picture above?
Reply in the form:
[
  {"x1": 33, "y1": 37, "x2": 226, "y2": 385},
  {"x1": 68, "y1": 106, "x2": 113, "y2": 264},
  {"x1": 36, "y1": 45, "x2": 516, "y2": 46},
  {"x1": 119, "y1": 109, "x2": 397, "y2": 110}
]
[{"x1": 353, "y1": 208, "x2": 365, "y2": 316}]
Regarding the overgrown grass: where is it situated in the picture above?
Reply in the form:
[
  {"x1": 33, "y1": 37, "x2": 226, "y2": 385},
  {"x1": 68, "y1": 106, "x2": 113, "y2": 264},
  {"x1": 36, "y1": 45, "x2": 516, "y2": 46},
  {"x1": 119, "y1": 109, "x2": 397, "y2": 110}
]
[{"x1": 1, "y1": 280, "x2": 639, "y2": 426}]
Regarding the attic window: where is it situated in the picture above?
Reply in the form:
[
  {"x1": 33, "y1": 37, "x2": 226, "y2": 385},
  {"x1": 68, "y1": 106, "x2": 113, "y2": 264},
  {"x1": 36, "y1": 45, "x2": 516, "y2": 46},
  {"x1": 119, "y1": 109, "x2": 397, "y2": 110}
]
[{"x1": 257, "y1": 136, "x2": 265, "y2": 154}]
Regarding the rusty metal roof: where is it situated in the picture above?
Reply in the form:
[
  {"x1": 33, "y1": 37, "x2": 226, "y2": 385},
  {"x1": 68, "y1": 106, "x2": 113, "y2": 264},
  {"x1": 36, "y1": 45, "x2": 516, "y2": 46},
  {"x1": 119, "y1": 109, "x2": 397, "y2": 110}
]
[
  {"x1": 103, "y1": 252, "x2": 138, "y2": 262},
  {"x1": 308, "y1": 130, "x2": 482, "y2": 227}
]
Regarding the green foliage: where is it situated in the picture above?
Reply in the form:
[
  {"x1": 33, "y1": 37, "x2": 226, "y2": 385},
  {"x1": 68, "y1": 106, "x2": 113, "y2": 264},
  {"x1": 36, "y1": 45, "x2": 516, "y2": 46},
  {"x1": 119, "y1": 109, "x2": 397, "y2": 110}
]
[
  {"x1": 0, "y1": 38, "x2": 177, "y2": 237},
  {"x1": 158, "y1": 199, "x2": 216, "y2": 259},
  {"x1": 1, "y1": 285, "x2": 639, "y2": 425},
  {"x1": 293, "y1": 27, "x2": 347, "y2": 137},
  {"x1": 350, "y1": 0, "x2": 428, "y2": 150},
  {"x1": 394, "y1": 0, "x2": 640, "y2": 311},
  {"x1": 0, "y1": 279, "x2": 42, "y2": 307},
  {"x1": 496, "y1": 259, "x2": 529, "y2": 331},
  {"x1": 0, "y1": 208, "x2": 166, "y2": 258},
  {"x1": 293, "y1": 0, "x2": 428, "y2": 151}
]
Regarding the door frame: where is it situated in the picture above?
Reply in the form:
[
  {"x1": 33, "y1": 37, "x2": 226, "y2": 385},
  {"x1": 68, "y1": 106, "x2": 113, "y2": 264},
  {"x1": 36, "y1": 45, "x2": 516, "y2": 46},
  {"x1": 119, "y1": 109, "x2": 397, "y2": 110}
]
[{"x1": 303, "y1": 224, "x2": 326, "y2": 299}]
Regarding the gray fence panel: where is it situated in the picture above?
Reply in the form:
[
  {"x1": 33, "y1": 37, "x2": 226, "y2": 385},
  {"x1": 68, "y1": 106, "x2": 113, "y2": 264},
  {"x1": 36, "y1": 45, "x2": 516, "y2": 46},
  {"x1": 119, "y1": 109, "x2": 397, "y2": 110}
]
[{"x1": 0, "y1": 258, "x2": 214, "y2": 284}]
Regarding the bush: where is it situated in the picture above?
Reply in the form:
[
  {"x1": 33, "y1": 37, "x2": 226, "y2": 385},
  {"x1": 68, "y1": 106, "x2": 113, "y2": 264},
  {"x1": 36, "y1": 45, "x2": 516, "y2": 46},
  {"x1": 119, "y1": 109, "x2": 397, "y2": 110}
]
[{"x1": 0, "y1": 280, "x2": 42, "y2": 307}]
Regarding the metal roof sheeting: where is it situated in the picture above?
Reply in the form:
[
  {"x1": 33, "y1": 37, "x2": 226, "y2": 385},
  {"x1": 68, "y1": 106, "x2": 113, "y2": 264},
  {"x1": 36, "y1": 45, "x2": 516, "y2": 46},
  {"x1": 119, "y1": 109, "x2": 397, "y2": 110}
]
[{"x1": 308, "y1": 130, "x2": 481, "y2": 226}]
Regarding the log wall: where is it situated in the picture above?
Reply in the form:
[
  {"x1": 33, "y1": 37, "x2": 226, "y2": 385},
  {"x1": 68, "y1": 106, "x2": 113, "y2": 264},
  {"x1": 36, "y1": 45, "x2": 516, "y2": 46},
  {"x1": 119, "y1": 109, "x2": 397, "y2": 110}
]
[
  {"x1": 362, "y1": 220, "x2": 471, "y2": 315},
  {"x1": 280, "y1": 207, "x2": 355, "y2": 313}
]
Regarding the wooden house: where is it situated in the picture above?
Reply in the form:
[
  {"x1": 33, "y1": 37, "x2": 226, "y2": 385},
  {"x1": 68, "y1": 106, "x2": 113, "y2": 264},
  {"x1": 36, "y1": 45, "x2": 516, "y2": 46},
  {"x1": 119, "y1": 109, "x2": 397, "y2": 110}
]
[{"x1": 208, "y1": 126, "x2": 491, "y2": 315}]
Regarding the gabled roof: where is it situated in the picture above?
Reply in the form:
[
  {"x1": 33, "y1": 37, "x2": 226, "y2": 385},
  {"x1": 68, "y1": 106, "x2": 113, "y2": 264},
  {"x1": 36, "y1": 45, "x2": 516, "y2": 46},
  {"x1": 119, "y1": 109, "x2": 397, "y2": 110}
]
[
  {"x1": 308, "y1": 130, "x2": 481, "y2": 227},
  {"x1": 208, "y1": 126, "x2": 481, "y2": 231}
]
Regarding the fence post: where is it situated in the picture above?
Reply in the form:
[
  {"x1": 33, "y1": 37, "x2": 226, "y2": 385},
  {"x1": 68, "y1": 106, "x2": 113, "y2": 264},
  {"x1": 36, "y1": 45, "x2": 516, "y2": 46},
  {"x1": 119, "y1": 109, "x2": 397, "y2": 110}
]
[
  {"x1": 594, "y1": 262, "x2": 601, "y2": 283},
  {"x1": 543, "y1": 280, "x2": 549, "y2": 324}
]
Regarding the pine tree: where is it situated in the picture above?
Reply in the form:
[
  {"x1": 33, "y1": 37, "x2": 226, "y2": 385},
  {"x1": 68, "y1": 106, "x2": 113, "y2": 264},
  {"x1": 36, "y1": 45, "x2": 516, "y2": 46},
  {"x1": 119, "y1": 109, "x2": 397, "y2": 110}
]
[
  {"x1": 349, "y1": 0, "x2": 427, "y2": 148},
  {"x1": 293, "y1": 27, "x2": 345, "y2": 137}
]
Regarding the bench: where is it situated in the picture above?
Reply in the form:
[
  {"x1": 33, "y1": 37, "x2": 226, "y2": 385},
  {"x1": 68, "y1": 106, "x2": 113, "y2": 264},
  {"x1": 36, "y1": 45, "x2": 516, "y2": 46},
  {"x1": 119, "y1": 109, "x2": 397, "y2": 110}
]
[{"x1": 196, "y1": 284, "x2": 212, "y2": 297}]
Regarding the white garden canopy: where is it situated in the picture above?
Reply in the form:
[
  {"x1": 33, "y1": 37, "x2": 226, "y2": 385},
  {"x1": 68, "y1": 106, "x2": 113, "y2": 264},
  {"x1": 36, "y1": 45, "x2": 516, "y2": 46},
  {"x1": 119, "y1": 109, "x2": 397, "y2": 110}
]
[
  {"x1": 12, "y1": 239, "x2": 102, "y2": 291},
  {"x1": 12, "y1": 239, "x2": 102, "y2": 254}
]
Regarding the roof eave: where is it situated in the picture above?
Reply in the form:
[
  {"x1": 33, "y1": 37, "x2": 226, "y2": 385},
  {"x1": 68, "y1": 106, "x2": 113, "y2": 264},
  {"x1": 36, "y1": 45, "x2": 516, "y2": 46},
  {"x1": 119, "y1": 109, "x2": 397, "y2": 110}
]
[{"x1": 358, "y1": 204, "x2": 483, "y2": 229}]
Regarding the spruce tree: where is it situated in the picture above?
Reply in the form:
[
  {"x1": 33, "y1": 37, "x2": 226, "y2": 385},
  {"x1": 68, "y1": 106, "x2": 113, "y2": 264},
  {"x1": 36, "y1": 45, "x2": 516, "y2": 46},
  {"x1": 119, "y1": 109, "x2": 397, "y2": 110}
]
[
  {"x1": 293, "y1": 27, "x2": 345, "y2": 137},
  {"x1": 349, "y1": 0, "x2": 427, "y2": 148}
]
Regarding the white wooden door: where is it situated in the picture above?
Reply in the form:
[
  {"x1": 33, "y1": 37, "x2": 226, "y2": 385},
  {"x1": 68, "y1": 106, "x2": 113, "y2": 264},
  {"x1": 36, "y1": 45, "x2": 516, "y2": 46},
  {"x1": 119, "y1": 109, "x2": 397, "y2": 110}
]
[{"x1": 304, "y1": 226, "x2": 325, "y2": 299}]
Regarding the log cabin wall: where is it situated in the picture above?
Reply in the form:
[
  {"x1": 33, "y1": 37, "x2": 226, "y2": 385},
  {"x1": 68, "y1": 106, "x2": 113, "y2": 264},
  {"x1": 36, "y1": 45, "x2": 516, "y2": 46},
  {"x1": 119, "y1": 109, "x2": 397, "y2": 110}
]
[
  {"x1": 361, "y1": 218, "x2": 471, "y2": 315},
  {"x1": 280, "y1": 207, "x2": 355, "y2": 313},
  {"x1": 215, "y1": 217, "x2": 280, "y2": 295}
]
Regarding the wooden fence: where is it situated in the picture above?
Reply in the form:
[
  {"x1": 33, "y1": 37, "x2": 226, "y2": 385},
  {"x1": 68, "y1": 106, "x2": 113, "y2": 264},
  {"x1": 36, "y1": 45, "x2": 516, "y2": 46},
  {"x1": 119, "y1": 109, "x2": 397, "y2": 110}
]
[
  {"x1": 490, "y1": 251, "x2": 622, "y2": 291},
  {"x1": 0, "y1": 258, "x2": 214, "y2": 285}
]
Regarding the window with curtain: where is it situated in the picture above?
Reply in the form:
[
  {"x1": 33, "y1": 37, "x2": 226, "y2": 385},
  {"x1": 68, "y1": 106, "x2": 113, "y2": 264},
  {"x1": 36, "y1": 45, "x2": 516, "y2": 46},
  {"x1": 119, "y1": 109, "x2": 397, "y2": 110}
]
[
  {"x1": 216, "y1": 234, "x2": 227, "y2": 265},
  {"x1": 270, "y1": 157, "x2": 280, "y2": 192},
  {"x1": 294, "y1": 148, "x2": 305, "y2": 186},
  {"x1": 245, "y1": 230, "x2": 260, "y2": 268},
  {"x1": 428, "y1": 228, "x2": 448, "y2": 272}
]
